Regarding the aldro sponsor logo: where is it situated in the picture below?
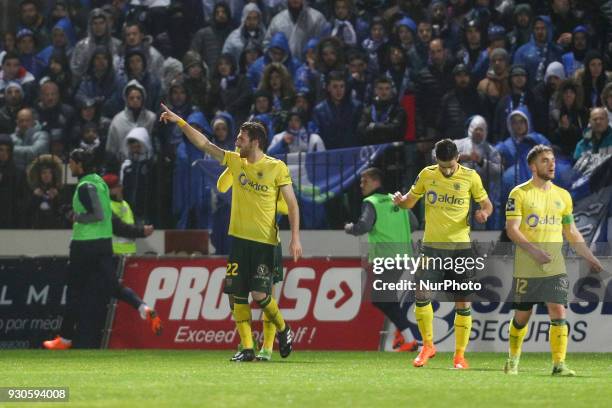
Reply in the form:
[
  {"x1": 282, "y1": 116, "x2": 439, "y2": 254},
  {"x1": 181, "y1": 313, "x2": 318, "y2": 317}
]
[
  {"x1": 525, "y1": 214, "x2": 561, "y2": 227},
  {"x1": 426, "y1": 191, "x2": 465, "y2": 205},
  {"x1": 238, "y1": 172, "x2": 269, "y2": 192}
]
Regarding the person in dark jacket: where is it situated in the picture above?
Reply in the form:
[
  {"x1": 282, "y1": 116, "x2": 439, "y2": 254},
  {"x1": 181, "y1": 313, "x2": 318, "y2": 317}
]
[
  {"x1": 121, "y1": 47, "x2": 161, "y2": 112},
  {"x1": 0, "y1": 82, "x2": 26, "y2": 135},
  {"x1": 182, "y1": 50, "x2": 210, "y2": 114},
  {"x1": 549, "y1": 79, "x2": 588, "y2": 158},
  {"x1": 69, "y1": 96, "x2": 111, "y2": 150},
  {"x1": 0, "y1": 135, "x2": 28, "y2": 228},
  {"x1": 358, "y1": 76, "x2": 406, "y2": 145},
  {"x1": 190, "y1": 1, "x2": 234, "y2": 69},
  {"x1": 414, "y1": 39, "x2": 454, "y2": 141},
  {"x1": 38, "y1": 50, "x2": 74, "y2": 104},
  {"x1": 36, "y1": 80, "x2": 75, "y2": 158},
  {"x1": 26, "y1": 154, "x2": 68, "y2": 229},
  {"x1": 208, "y1": 53, "x2": 253, "y2": 125},
  {"x1": 437, "y1": 63, "x2": 484, "y2": 140},
  {"x1": 313, "y1": 71, "x2": 362, "y2": 149},
  {"x1": 577, "y1": 50, "x2": 610, "y2": 111}
]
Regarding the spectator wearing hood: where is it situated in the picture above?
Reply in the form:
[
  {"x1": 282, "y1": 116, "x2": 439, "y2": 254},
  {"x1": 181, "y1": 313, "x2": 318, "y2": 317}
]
[
  {"x1": 238, "y1": 38, "x2": 263, "y2": 74},
  {"x1": 561, "y1": 25, "x2": 589, "y2": 77},
  {"x1": 248, "y1": 31, "x2": 300, "y2": 90},
  {"x1": 118, "y1": 21, "x2": 165, "y2": 82},
  {"x1": 69, "y1": 96, "x2": 111, "y2": 150},
  {"x1": 17, "y1": 0, "x2": 50, "y2": 51},
  {"x1": 222, "y1": 3, "x2": 266, "y2": 63},
  {"x1": 38, "y1": 50, "x2": 73, "y2": 103},
  {"x1": 269, "y1": 108, "x2": 324, "y2": 154},
  {"x1": 393, "y1": 16, "x2": 424, "y2": 72},
  {"x1": 208, "y1": 53, "x2": 253, "y2": 126},
  {"x1": 455, "y1": 18, "x2": 488, "y2": 81},
  {"x1": 264, "y1": 0, "x2": 328, "y2": 63},
  {"x1": 156, "y1": 78, "x2": 199, "y2": 158},
  {"x1": 576, "y1": 50, "x2": 611, "y2": 111},
  {"x1": 437, "y1": 63, "x2": 485, "y2": 140},
  {"x1": 550, "y1": 79, "x2": 587, "y2": 158},
  {"x1": 106, "y1": 80, "x2": 156, "y2": 163},
  {"x1": 173, "y1": 111, "x2": 213, "y2": 230},
  {"x1": 75, "y1": 46, "x2": 125, "y2": 118},
  {"x1": 36, "y1": 79, "x2": 75, "y2": 158},
  {"x1": 491, "y1": 64, "x2": 543, "y2": 143},
  {"x1": 190, "y1": 1, "x2": 234, "y2": 69},
  {"x1": 357, "y1": 76, "x2": 406, "y2": 145},
  {"x1": 507, "y1": 3, "x2": 533, "y2": 53},
  {"x1": 0, "y1": 51, "x2": 36, "y2": 105},
  {"x1": 16, "y1": 29, "x2": 46, "y2": 78},
  {"x1": 573, "y1": 107, "x2": 612, "y2": 161},
  {"x1": 362, "y1": 16, "x2": 388, "y2": 76},
  {"x1": 414, "y1": 39, "x2": 454, "y2": 141},
  {"x1": 120, "y1": 127, "x2": 156, "y2": 224},
  {"x1": 313, "y1": 71, "x2": 361, "y2": 149},
  {"x1": 512, "y1": 16, "x2": 563, "y2": 86},
  {"x1": 533, "y1": 61, "x2": 566, "y2": 134},
  {"x1": 0, "y1": 82, "x2": 26, "y2": 135},
  {"x1": 248, "y1": 89, "x2": 276, "y2": 140},
  {"x1": 477, "y1": 48, "x2": 510, "y2": 127},
  {"x1": 10, "y1": 107, "x2": 50, "y2": 171},
  {"x1": 182, "y1": 50, "x2": 210, "y2": 113},
  {"x1": 294, "y1": 38, "x2": 319, "y2": 92},
  {"x1": 257, "y1": 62, "x2": 296, "y2": 113},
  {"x1": 26, "y1": 154, "x2": 68, "y2": 229},
  {"x1": 70, "y1": 8, "x2": 122, "y2": 84},
  {"x1": 453, "y1": 115, "x2": 502, "y2": 185},
  {"x1": 121, "y1": 47, "x2": 161, "y2": 112},
  {"x1": 495, "y1": 107, "x2": 555, "y2": 199},
  {"x1": 428, "y1": 0, "x2": 461, "y2": 52},
  {"x1": 0, "y1": 134, "x2": 28, "y2": 228},
  {"x1": 36, "y1": 17, "x2": 77, "y2": 68},
  {"x1": 210, "y1": 112, "x2": 236, "y2": 152}
]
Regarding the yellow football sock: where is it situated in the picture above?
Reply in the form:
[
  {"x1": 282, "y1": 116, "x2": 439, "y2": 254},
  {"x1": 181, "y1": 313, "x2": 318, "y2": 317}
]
[
  {"x1": 262, "y1": 312, "x2": 276, "y2": 352},
  {"x1": 550, "y1": 320, "x2": 568, "y2": 364},
  {"x1": 415, "y1": 301, "x2": 434, "y2": 347},
  {"x1": 508, "y1": 319, "x2": 528, "y2": 358},
  {"x1": 258, "y1": 295, "x2": 286, "y2": 332},
  {"x1": 233, "y1": 299, "x2": 253, "y2": 349},
  {"x1": 454, "y1": 308, "x2": 472, "y2": 358}
]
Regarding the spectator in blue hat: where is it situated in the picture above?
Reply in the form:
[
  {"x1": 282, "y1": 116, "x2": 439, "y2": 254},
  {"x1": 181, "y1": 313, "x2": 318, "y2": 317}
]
[
  {"x1": 294, "y1": 38, "x2": 319, "y2": 92},
  {"x1": 561, "y1": 26, "x2": 589, "y2": 77},
  {"x1": 247, "y1": 31, "x2": 300, "y2": 90},
  {"x1": 394, "y1": 16, "x2": 424, "y2": 71},
  {"x1": 16, "y1": 29, "x2": 45, "y2": 78},
  {"x1": 36, "y1": 17, "x2": 76, "y2": 68}
]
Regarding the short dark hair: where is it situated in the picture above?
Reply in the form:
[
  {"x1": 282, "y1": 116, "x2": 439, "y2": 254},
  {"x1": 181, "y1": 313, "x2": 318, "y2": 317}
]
[
  {"x1": 69, "y1": 148, "x2": 97, "y2": 173},
  {"x1": 361, "y1": 167, "x2": 384, "y2": 183},
  {"x1": 326, "y1": 70, "x2": 346, "y2": 86},
  {"x1": 435, "y1": 139, "x2": 459, "y2": 161},
  {"x1": 124, "y1": 21, "x2": 145, "y2": 34},
  {"x1": 1, "y1": 51, "x2": 20, "y2": 65},
  {"x1": 240, "y1": 121, "x2": 268, "y2": 151},
  {"x1": 527, "y1": 144, "x2": 554, "y2": 165},
  {"x1": 20, "y1": 0, "x2": 38, "y2": 10},
  {"x1": 374, "y1": 76, "x2": 393, "y2": 88}
]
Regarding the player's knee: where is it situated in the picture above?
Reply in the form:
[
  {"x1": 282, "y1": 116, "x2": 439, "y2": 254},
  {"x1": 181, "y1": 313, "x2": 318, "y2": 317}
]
[{"x1": 547, "y1": 303, "x2": 566, "y2": 319}]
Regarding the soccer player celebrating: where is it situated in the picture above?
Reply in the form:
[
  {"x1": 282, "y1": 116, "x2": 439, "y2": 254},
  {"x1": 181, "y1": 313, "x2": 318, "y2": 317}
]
[
  {"x1": 393, "y1": 139, "x2": 493, "y2": 369},
  {"x1": 504, "y1": 145, "x2": 604, "y2": 376},
  {"x1": 160, "y1": 104, "x2": 302, "y2": 362},
  {"x1": 217, "y1": 165, "x2": 287, "y2": 361}
]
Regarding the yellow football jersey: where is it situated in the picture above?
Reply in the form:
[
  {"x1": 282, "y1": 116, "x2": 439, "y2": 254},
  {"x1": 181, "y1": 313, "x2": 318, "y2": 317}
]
[
  {"x1": 506, "y1": 180, "x2": 573, "y2": 278},
  {"x1": 223, "y1": 151, "x2": 291, "y2": 245},
  {"x1": 410, "y1": 164, "x2": 488, "y2": 245}
]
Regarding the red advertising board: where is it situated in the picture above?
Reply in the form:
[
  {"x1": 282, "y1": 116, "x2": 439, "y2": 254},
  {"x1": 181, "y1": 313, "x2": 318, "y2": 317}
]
[{"x1": 108, "y1": 257, "x2": 385, "y2": 350}]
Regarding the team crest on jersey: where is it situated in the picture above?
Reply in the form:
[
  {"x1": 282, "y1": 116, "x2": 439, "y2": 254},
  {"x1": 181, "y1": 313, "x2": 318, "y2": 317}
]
[
  {"x1": 506, "y1": 198, "x2": 515, "y2": 211},
  {"x1": 555, "y1": 200, "x2": 562, "y2": 209},
  {"x1": 453, "y1": 182, "x2": 461, "y2": 191},
  {"x1": 257, "y1": 171, "x2": 263, "y2": 178}
]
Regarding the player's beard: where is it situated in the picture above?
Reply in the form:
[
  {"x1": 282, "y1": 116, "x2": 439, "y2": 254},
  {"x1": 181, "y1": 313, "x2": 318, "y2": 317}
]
[{"x1": 537, "y1": 168, "x2": 555, "y2": 181}]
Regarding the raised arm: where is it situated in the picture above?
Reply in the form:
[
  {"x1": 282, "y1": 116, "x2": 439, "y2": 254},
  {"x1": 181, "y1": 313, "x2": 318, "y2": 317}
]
[
  {"x1": 392, "y1": 191, "x2": 420, "y2": 209},
  {"x1": 280, "y1": 184, "x2": 302, "y2": 262},
  {"x1": 159, "y1": 103, "x2": 225, "y2": 163}
]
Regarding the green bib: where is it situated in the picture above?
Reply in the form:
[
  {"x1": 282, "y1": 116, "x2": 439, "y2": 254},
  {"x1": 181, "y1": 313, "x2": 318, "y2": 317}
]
[
  {"x1": 72, "y1": 173, "x2": 112, "y2": 241},
  {"x1": 111, "y1": 200, "x2": 137, "y2": 254},
  {"x1": 364, "y1": 193, "x2": 412, "y2": 260}
]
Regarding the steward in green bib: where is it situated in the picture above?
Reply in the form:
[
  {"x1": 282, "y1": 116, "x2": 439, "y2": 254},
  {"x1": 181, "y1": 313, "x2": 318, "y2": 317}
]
[
  {"x1": 43, "y1": 149, "x2": 162, "y2": 351},
  {"x1": 344, "y1": 167, "x2": 419, "y2": 353}
]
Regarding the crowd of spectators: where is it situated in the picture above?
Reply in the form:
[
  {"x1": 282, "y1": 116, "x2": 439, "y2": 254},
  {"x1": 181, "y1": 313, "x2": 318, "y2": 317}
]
[{"x1": 0, "y1": 0, "x2": 611, "y2": 232}]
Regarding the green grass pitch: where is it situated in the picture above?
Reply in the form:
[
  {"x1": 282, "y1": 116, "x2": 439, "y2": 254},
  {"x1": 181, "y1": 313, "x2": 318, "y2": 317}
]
[{"x1": 3, "y1": 350, "x2": 612, "y2": 407}]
